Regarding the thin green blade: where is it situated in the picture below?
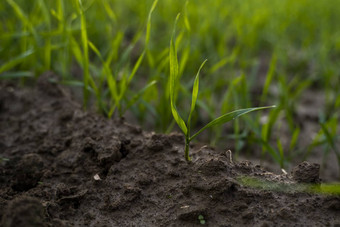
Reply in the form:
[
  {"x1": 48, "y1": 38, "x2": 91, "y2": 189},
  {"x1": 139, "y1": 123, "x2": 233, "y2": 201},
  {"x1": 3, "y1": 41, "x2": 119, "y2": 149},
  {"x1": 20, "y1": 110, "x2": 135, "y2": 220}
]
[
  {"x1": 0, "y1": 71, "x2": 33, "y2": 79},
  {"x1": 0, "y1": 49, "x2": 34, "y2": 74},
  {"x1": 169, "y1": 14, "x2": 187, "y2": 135},
  {"x1": 88, "y1": 40, "x2": 118, "y2": 105},
  {"x1": 320, "y1": 122, "x2": 338, "y2": 153},
  {"x1": 88, "y1": 41, "x2": 104, "y2": 62},
  {"x1": 190, "y1": 106, "x2": 276, "y2": 141},
  {"x1": 123, "y1": 80, "x2": 157, "y2": 113},
  {"x1": 188, "y1": 59, "x2": 207, "y2": 124},
  {"x1": 6, "y1": 0, "x2": 40, "y2": 44},
  {"x1": 145, "y1": 0, "x2": 158, "y2": 47},
  {"x1": 128, "y1": 51, "x2": 145, "y2": 83}
]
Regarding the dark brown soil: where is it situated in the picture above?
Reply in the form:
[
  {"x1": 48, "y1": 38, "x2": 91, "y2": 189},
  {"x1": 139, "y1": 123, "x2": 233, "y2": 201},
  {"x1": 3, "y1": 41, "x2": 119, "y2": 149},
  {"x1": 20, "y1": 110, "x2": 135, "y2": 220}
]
[{"x1": 1, "y1": 73, "x2": 340, "y2": 226}]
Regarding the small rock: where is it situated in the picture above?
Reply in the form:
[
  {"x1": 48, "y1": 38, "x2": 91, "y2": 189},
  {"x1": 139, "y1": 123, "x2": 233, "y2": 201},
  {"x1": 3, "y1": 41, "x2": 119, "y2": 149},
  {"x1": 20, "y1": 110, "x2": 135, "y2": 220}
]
[{"x1": 93, "y1": 174, "x2": 101, "y2": 181}]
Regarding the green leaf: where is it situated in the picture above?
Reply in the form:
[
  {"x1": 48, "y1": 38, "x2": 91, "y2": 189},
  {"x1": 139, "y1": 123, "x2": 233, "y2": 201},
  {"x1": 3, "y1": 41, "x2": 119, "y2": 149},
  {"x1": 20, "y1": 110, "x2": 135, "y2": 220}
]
[
  {"x1": 88, "y1": 41, "x2": 104, "y2": 62},
  {"x1": 88, "y1": 40, "x2": 118, "y2": 105},
  {"x1": 0, "y1": 49, "x2": 34, "y2": 74},
  {"x1": 106, "y1": 32, "x2": 123, "y2": 64},
  {"x1": 61, "y1": 80, "x2": 84, "y2": 87},
  {"x1": 184, "y1": 0, "x2": 191, "y2": 32},
  {"x1": 70, "y1": 37, "x2": 83, "y2": 65},
  {"x1": 320, "y1": 122, "x2": 338, "y2": 154},
  {"x1": 37, "y1": 0, "x2": 51, "y2": 70},
  {"x1": 169, "y1": 14, "x2": 187, "y2": 135},
  {"x1": 101, "y1": 0, "x2": 117, "y2": 22},
  {"x1": 6, "y1": 0, "x2": 40, "y2": 45},
  {"x1": 277, "y1": 139, "x2": 284, "y2": 168},
  {"x1": 0, "y1": 71, "x2": 33, "y2": 79},
  {"x1": 188, "y1": 59, "x2": 207, "y2": 125},
  {"x1": 191, "y1": 106, "x2": 276, "y2": 141},
  {"x1": 289, "y1": 127, "x2": 300, "y2": 150},
  {"x1": 221, "y1": 75, "x2": 243, "y2": 113},
  {"x1": 75, "y1": 0, "x2": 91, "y2": 108},
  {"x1": 128, "y1": 51, "x2": 145, "y2": 83},
  {"x1": 145, "y1": 0, "x2": 158, "y2": 48},
  {"x1": 123, "y1": 80, "x2": 157, "y2": 112}
]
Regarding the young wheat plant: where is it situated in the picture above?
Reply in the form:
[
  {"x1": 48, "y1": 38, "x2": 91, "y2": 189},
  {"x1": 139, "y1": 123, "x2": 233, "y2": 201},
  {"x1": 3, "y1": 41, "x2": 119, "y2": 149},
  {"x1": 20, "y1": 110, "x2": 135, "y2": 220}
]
[{"x1": 169, "y1": 15, "x2": 275, "y2": 161}]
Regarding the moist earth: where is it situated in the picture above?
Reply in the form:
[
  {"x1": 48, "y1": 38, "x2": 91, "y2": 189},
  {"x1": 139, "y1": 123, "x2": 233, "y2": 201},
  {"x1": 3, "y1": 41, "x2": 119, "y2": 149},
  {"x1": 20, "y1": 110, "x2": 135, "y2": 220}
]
[{"x1": 0, "y1": 73, "x2": 340, "y2": 226}]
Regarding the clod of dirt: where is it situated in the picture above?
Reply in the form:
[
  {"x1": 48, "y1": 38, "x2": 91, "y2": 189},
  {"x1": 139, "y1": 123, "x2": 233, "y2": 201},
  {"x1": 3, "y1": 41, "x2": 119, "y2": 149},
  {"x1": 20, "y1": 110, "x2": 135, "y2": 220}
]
[
  {"x1": 197, "y1": 158, "x2": 231, "y2": 176},
  {"x1": 11, "y1": 153, "x2": 44, "y2": 191},
  {"x1": 1, "y1": 196, "x2": 46, "y2": 227},
  {"x1": 82, "y1": 136, "x2": 122, "y2": 164},
  {"x1": 146, "y1": 133, "x2": 173, "y2": 152},
  {"x1": 292, "y1": 161, "x2": 320, "y2": 183}
]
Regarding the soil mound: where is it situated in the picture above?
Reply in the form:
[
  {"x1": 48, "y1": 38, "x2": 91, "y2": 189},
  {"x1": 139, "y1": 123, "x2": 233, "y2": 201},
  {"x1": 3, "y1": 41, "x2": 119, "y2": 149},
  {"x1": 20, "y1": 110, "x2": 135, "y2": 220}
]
[{"x1": 1, "y1": 77, "x2": 339, "y2": 226}]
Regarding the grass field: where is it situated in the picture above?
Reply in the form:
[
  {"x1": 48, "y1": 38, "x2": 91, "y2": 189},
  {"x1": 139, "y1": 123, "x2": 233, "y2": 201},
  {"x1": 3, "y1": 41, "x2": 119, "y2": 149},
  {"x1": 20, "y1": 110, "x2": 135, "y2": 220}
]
[{"x1": 1, "y1": 0, "x2": 340, "y2": 173}]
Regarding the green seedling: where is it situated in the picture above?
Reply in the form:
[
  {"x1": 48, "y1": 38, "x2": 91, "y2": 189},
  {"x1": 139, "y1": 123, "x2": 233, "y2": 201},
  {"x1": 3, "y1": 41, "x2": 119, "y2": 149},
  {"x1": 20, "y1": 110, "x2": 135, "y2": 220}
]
[
  {"x1": 198, "y1": 215, "x2": 206, "y2": 225},
  {"x1": 319, "y1": 116, "x2": 340, "y2": 179},
  {"x1": 74, "y1": 0, "x2": 91, "y2": 109},
  {"x1": 71, "y1": 0, "x2": 158, "y2": 116},
  {"x1": 169, "y1": 15, "x2": 275, "y2": 161}
]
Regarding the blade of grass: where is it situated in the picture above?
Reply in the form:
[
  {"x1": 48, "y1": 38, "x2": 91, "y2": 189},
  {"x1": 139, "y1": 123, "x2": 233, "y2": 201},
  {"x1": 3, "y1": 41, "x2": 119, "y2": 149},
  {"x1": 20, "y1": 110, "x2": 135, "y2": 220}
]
[
  {"x1": 128, "y1": 51, "x2": 145, "y2": 83},
  {"x1": 106, "y1": 32, "x2": 123, "y2": 66},
  {"x1": 88, "y1": 40, "x2": 118, "y2": 113},
  {"x1": 0, "y1": 49, "x2": 34, "y2": 74},
  {"x1": 101, "y1": 0, "x2": 117, "y2": 23},
  {"x1": 183, "y1": 59, "x2": 207, "y2": 161},
  {"x1": 75, "y1": 0, "x2": 90, "y2": 109},
  {"x1": 0, "y1": 71, "x2": 33, "y2": 79},
  {"x1": 38, "y1": 0, "x2": 51, "y2": 70},
  {"x1": 289, "y1": 127, "x2": 300, "y2": 151},
  {"x1": 277, "y1": 139, "x2": 285, "y2": 168},
  {"x1": 183, "y1": 0, "x2": 191, "y2": 32},
  {"x1": 320, "y1": 121, "x2": 340, "y2": 163},
  {"x1": 169, "y1": 14, "x2": 188, "y2": 135},
  {"x1": 190, "y1": 106, "x2": 276, "y2": 141},
  {"x1": 188, "y1": 59, "x2": 207, "y2": 127},
  {"x1": 123, "y1": 80, "x2": 157, "y2": 113},
  {"x1": 145, "y1": 0, "x2": 158, "y2": 48},
  {"x1": 6, "y1": 0, "x2": 40, "y2": 44}
]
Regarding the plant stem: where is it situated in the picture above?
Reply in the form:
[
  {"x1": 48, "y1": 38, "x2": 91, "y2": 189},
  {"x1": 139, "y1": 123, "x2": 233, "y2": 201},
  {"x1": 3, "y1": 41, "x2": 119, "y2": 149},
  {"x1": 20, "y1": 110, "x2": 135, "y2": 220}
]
[{"x1": 185, "y1": 136, "x2": 191, "y2": 161}]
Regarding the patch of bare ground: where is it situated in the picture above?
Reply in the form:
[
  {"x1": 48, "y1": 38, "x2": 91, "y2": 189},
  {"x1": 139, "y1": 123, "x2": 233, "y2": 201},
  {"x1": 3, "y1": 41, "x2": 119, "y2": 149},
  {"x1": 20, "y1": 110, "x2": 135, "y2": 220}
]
[{"x1": 0, "y1": 74, "x2": 339, "y2": 226}]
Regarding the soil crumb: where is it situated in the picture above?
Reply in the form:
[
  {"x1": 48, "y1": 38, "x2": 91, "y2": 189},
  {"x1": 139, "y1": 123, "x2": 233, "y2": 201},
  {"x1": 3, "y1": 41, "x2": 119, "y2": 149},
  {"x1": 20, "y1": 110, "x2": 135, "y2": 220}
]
[{"x1": 0, "y1": 77, "x2": 339, "y2": 226}]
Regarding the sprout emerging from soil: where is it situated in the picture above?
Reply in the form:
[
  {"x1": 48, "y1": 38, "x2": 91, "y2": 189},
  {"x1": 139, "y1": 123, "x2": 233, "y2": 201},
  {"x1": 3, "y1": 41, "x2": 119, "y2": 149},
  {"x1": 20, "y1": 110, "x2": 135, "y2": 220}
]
[
  {"x1": 198, "y1": 215, "x2": 206, "y2": 225},
  {"x1": 169, "y1": 14, "x2": 275, "y2": 161}
]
